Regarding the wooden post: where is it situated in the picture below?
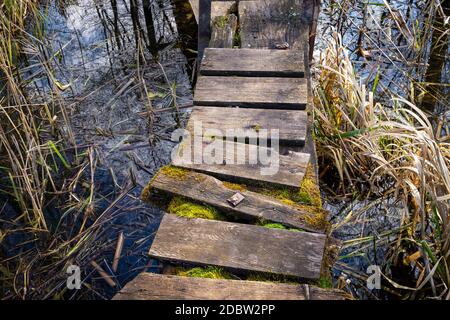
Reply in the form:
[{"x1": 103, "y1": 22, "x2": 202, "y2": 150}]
[
  {"x1": 198, "y1": 0, "x2": 211, "y2": 63},
  {"x1": 309, "y1": 0, "x2": 321, "y2": 62}
]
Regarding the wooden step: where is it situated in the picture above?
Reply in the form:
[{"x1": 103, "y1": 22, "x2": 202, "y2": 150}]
[
  {"x1": 172, "y1": 140, "x2": 310, "y2": 188},
  {"x1": 200, "y1": 48, "x2": 305, "y2": 77},
  {"x1": 113, "y1": 273, "x2": 348, "y2": 300},
  {"x1": 148, "y1": 214, "x2": 326, "y2": 280},
  {"x1": 149, "y1": 169, "x2": 326, "y2": 233},
  {"x1": 239, "y1": 0, "x2": 309, "y2": 50},
  {"x1": 187, "y1": 107, "x2": 307, "y2": 146},
  {"x1": 194, "y1": 76, "x2": 308, "y2": 110}
]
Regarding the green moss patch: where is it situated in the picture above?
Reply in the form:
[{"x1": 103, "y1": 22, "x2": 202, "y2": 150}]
[
  {"x1": 318, "y1": 275, "x2": 333, "y2": 289},
  {"x1": 246, "y1": 273, "x2": 298, "y2": 284},
  {"x1": 257, "y1": 221, "x2": 302, "y2": 232},
  {"x1": 260, "y1": 165, "x2": 322, "y2": 207},
  {"x1": 175, "y1": 266, "x2": 234, "y2": 280},
  {"x1": 223, "y1": 181, "x2": 247, "y2": 192},
  {"x1": 159, "y1": 165, "x2": 189, "y2": 180},
  {"x1": 168, "y1": 196, "x2": 225, "y2": 221},
  {"x1": 141, "y1": 165, "x2": 190, "y2": 203}
]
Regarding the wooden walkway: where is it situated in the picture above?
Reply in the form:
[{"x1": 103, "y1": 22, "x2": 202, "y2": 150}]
[{"x1": 114, "y1": 0, "x2": 347, "y2": 300}]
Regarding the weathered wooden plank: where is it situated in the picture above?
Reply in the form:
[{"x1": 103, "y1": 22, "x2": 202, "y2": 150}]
[
  {"x1": 237, "y1": 0, "x2": 320, "y2": 182},
  {"x1": 148, "y1": 214, "x2": 326, "y2": 279},
  {"x1": 209, "y1": 14, "x2": 238, "y2": 48},
  {"x1": 239, "y1": 0, "x2": 310, "y2": 50},
  {"x1": 198, "y1": 0, "x2": 212, "y2": 59},
  {"x1": 172, "y1": 140, "x2": 310, "y2": 188},
  {"x1": 200, "y1": 48, "x2": 305, "y2": 77},
  {"x1": 187, "y1": 106, "x2": 307, "y2": 146},
  {"x1": 113, "y1": 273, "x2": 348, "y2": 300},
  {"x1": 148, "y1": 169, "x2": 326, "y2": 233},
  {"x1": 194, "y1": 76, "x2": 308, "y2": 109},
  {"x1": 189, "y1": 0, "x2": 236, "y2": 22}
]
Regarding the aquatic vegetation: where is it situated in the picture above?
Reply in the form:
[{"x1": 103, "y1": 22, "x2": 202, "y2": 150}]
[{"x1": 314, "y1": 33, "x2": 450, "y2": 299}]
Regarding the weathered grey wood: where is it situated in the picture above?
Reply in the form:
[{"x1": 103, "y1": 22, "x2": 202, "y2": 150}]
[
  {"x1": 189, "y1": 0, "x2": 236, "y2": 22},
  {"x1": 149, "y1": 214, "x2": 326, "y2": 279},
  {"x1": 198, "y1": 0, "x2": 211, "y2": 60},
  {"x1": 201, "y1": 48, "x2": 305, "y2": 77},
  {"x1": 172, "y1": 140, "x2": 310, "y2": 188},
  {"x1": 149, "y1": 169, "x2": 326, "y2": 233},
  {"x1": 209, "y1": 14, "x2": 238, "y2": 48},
  {"x1": 187, "y1": 106, "x2": 307, "y2": 146},
  {"x1": 113, "y1": 273, "x2": 348, "y2": 300},
  {"x1": 237, "y1": 0, "x2": 319, "y2": 182},
  {"x1": 239, "y1": 0, "x2": 310, "y2": 50},
  {"x1": 194, "y1": 76, "x2": 308, "y2": 109}
]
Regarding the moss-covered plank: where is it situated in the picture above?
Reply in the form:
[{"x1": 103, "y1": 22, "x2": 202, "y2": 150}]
[
  {"x1": 143, "y1": 167, "x2": 327, "y2": 233},
  {"x1": 148, "y1": 214, "x2": 326, "y2": 279},
  {"x1": 113, "y1": 273, "x2": 348, "y2": 300}
]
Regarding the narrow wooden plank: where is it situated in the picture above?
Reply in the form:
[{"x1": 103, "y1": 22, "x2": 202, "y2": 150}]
[
  {"x1": 113, "y1": 273, "x2": 348, "y2": 300},
  {"x1": 189, "y1": 0, "x2": 236, "y2": 22},
  {"x1": 149, "y1": 169, "x2": 326, "y2": 233},
  {"x1": 148, "y1": 214, "x2": 326, "y2": 279},
  {"x1": 194, "y1": 76, "x2": 308, "y2": 109},
  {"x1": 200, "y1": 48, "x2": 305, "y2": 77},
  {"x1": 198, "y1": 0, "x2": 212, "y2": 59},
  {"x1": 187, "y1": 107, "x2": 307, "y2": 146},
  {"x1": 209, "y1": 14, "x2": 238, "y2": 48},
  {"x1": 172, "y1": 140, "x2": 310, "y2": 188},
  {"x1": 239, "y1": 0, "x2": 310, "y2": 50}
]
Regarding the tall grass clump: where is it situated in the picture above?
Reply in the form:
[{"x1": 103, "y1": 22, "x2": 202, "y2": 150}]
[
  {"x1": 314, "y1": 33, "x2": 450, "y2": 299},
  {"x1": 0, "y1": 1, "x2": 117, "y2": 299}
]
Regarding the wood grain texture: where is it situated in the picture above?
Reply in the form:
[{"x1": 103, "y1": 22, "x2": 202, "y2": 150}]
[
  {"x1": 194, "y1": 76, "x2": 308, "y2": 109},
  {"x1": 209, "y1": 14, "x2": 238, "y2": 48},
  {"x1": 201, "y1": 48, "x2": 305, "y2": 77},
  {"x1": 172, "y1": 140, "x2": 310, "y2": 188},
  {"x1": 239, "y1": 0, "x2": 309, "y2": 50},
  {"x1": 187, "y1": 106, "x2": 307, "y2": 146},
  {"x1": 189, "y1": 0, "x2": 236, "y2": 21},
  {"x1": 149, "y1": 214, "x2": 326, "y2": 279},
  {"x1": 113, "y1": 273, "x2": 348, "y2": 300},
  {"x1": 149, "y1": 169, "x2": 326, "y2": 233}
]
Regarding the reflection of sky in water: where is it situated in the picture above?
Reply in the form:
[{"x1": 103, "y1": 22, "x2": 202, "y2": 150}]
[
  {"x1": 42, "y1": 0, "x2": 116, "y2": 87},
  {"x1": 315, "y1": 0, "x2": 449, "y2": 105}
]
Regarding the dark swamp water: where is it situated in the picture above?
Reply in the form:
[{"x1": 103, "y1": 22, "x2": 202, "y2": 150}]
[{"x1": 0, "y1": 0, "x2": 448, "y2": 299}]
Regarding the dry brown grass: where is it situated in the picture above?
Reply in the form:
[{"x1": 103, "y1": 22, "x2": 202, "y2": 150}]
[{"x1": 314, "y1": 32, "x2": 450, "y2": 298}]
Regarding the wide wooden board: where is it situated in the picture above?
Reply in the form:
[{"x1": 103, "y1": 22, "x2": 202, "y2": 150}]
[
  {"x1": 113, "y1": 273, "x2": 348, "y2": 300},
  {"x1": 149, "y1": 169, "x2": 326, "y2": 233},
  {"x1": 201, "y1": 48, "x2": 305, "y2": 77},
  {"x1": 194, "y1": 76, "x2": 308, "y2": 109},
  {"x1": 239, "y1": 0, "x2": 310, "y2": 50},
  {"x1": 172, "y1": 140, "x2": 310, "y2": 188},
  {"x1": 187, "y1": 106, "x2": 307, "y2": 146},
  {"x1": 189, "y1": 0, "x2": 236, "y2": 21},
  {"x1": 149, "y1": 214, "x2": 326, "y2": 279}
]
